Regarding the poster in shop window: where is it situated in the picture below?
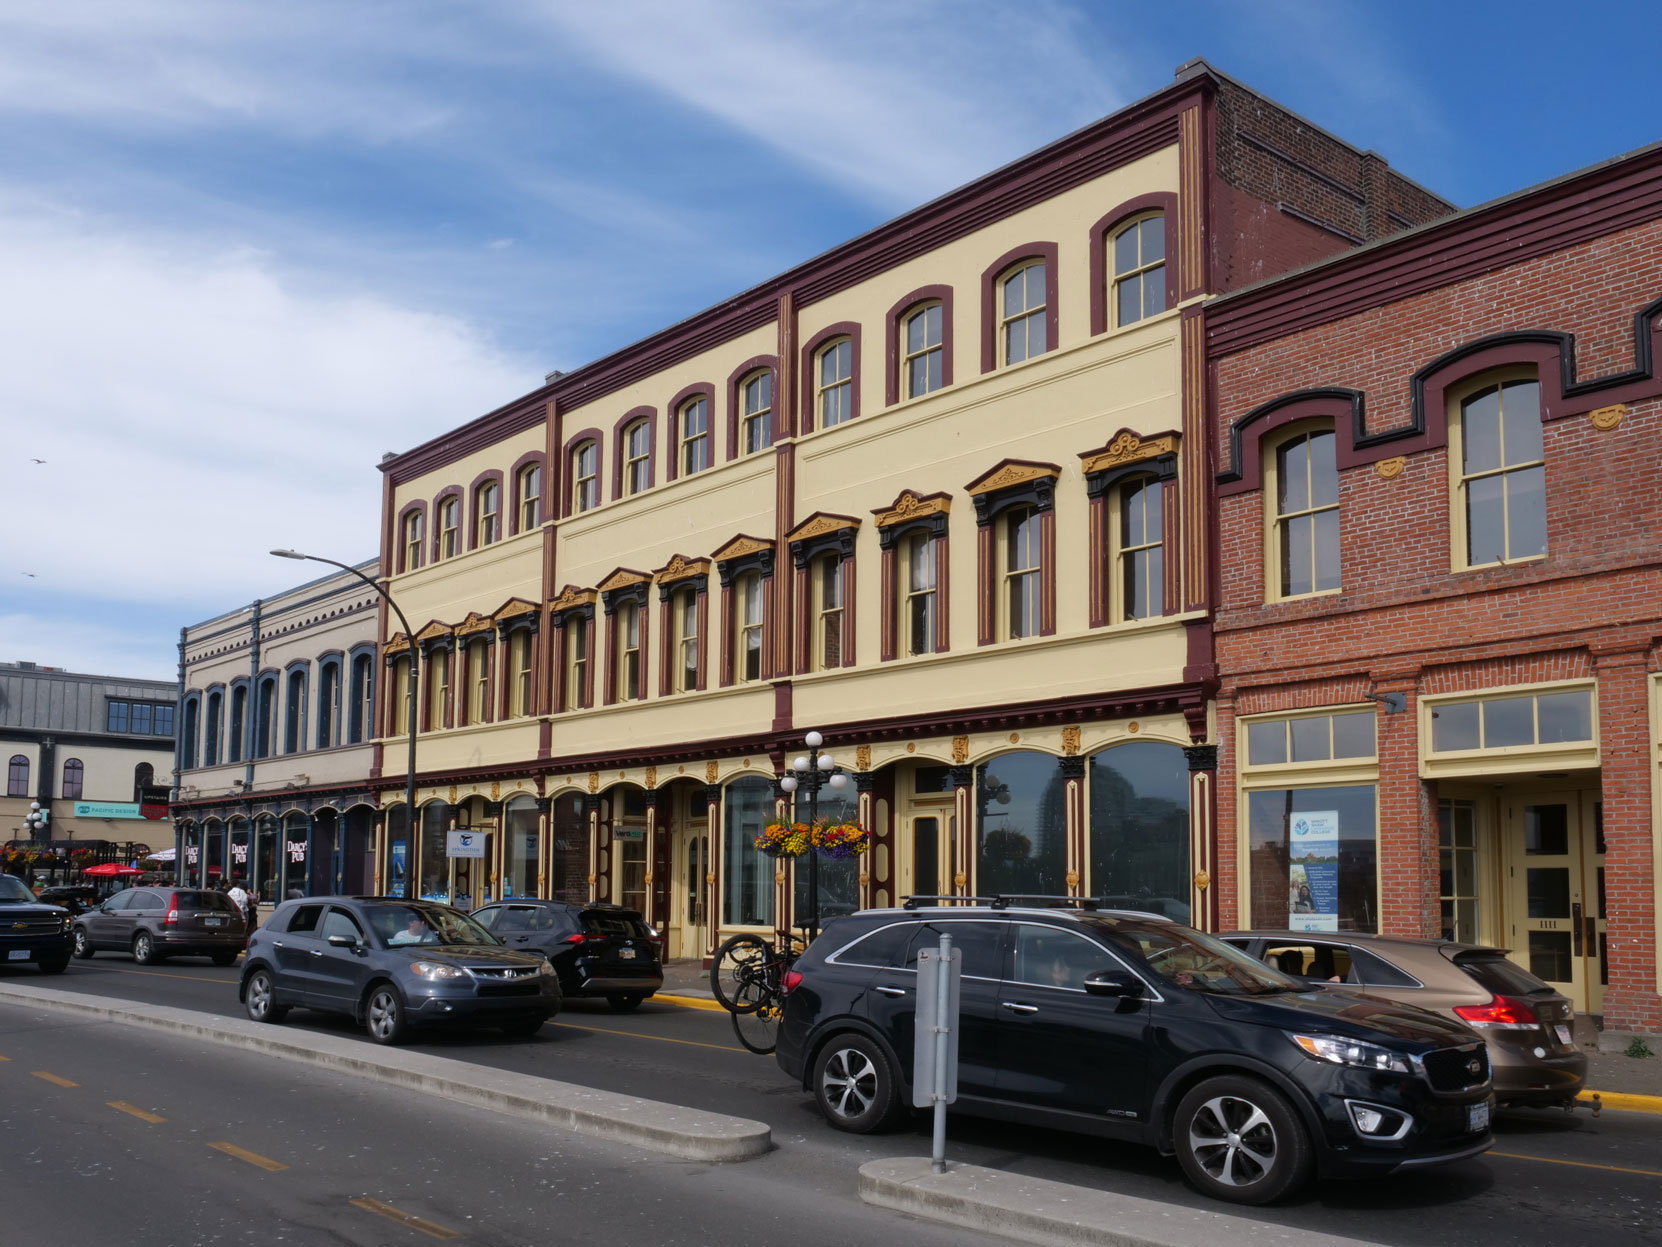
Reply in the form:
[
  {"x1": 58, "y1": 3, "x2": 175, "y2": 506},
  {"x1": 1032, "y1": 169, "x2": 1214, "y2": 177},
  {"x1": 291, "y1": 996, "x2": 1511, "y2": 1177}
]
[{"x1": 1288, "y1": 810, "x2": 1340, "y2": 932}]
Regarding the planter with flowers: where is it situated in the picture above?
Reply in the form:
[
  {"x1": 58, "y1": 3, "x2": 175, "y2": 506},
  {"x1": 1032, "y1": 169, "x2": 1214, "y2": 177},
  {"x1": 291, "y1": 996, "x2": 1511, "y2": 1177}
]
[
  {"x1": 811, "y1": 821, "x2": 871, "y2": 860},
  {"x1": 754, "y1": 820, "x2": 811, "y2": 859}
]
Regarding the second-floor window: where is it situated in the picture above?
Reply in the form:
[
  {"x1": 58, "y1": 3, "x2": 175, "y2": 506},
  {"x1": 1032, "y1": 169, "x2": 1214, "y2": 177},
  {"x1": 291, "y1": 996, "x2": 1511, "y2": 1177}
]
[
  {"x1": 1274, "y1": 429, "x2": 1340, "y2": 598},
  {"x1": 736, "y1": 573, "x2": 764, "y2": 683},
  {"x1": 476, "y1": 481, "x2": 500, "y2": 546},
  {"x1": 1113, "y1": 214, "x2": 1166, "y2": 327},
  {"x1": 255, "y1": 679, "x2": 277, "y2": 758},
  {"x1": 284, "y1": 670, "x2": 307, "y2": 754},
  {"x1": 403, "y1": 512, "x2": 424, "y2": 570},
  {"x1": 617, "y1": 602, "x2": 643, "y2": 701},
  {"x1": 567, "y1": 620, "x2": 591, "y2": 711},
  {"x1": 7, "y1": 755, "x2": 27, "y2": 798},
  {"x1": 438, "y1": 496, "x2": 460, "y2": 559},
  {"x1": 316, "y1": 664, "x2": 340, "y2": 750},
  {"x1": 1458, "y1": 379, "x2": 1545, "y2": 568},
  {"x1": 815, "y1": 553, "x2": 843, "y2": 671},
  {"x1": 427, "y1": 648, "x2": 450, "y2": 730},
  {"x1": 204, "y1": 689, "x2": 223, "y2": 765},
  {"x1": 61, "y1": 758, "x2": 84, "y2": 800},
  {"x1": 675, "y1": 588, "x2": 699, "y2": 693},
  {"x1": 741, "y1": 372, "x2": 772, "y2": 455},
  {"x1": 902, "y1": 530, "x2": 937, "y2": 656},
  {"x1": 390, "y1": 657, "x2": 412, "y2": 737},
  {"x1": 1000, "y1": 261, "x2": 1047, "y2": 365},
  {"x1": 623, "y1": 420, "x2": 651, "y2": 496},
  {"x1": 1004, "y1": 506, "x2": 1042, "y2": 640},
  {"x1": 572, "y1": 442, "x2": 598, "y2": 513},
  {"x1": 816, "y1": 339, "x2": 853, "y2": 428},
  {"x1": 508, "y1": 631, "x2": 532, "y2": 717},
  {"x1": 1118, "y1": 478, "x2": 1164, "y2": 620},
  {"x1": 348, "y1": 655, "x2": 372, "y2": 744},
  {"x1": 518, "y1": 464, "x2": 541, "y2": 530},
  {"x1": 467, "y1": 638, "x2": 489, "y2": 724},
  {"x1": 680, "y1": 397, "x2": 710, "y2": 475},
  {"x1": 229, "y1": 685, "x2": 247, "y2": 761},
  {"x1": 903, "y1": 303, "x2": 943, "y2": 398}
]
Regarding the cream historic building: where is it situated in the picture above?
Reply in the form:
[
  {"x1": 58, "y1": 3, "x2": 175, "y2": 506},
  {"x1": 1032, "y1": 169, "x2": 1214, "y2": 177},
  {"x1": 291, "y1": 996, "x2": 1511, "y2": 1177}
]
[{"x1": 237, "y1": 63, "x2": 1450, "y2": 960}]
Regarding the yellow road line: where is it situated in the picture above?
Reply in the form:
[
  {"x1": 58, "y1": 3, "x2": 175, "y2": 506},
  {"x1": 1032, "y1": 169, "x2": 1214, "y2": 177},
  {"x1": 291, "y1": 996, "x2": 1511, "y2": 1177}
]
[
  {"x1": 653, "y1": 992, "x2": 727, "y2": 1013},
  {"x1": 1491, "y1": 1151, "x2": 1662, "y2": 1179},
  {"x1": 0, "y1": 1052, "x2": 9, "y2": 1061},
  {"x1": 208, "y1": 1141, "x2": 288, "y2": 1172},
  {"x1": 31, "y1": 1070, "x2": 77, "y2": 1087},
  {"x1": 553, "y1": 1019, "x2": 742, "y2": 1053},
  {"x1": 1579, "y1": 1089, "x2": 1662, "y2": 1115},
  {"x1": 108, "y1": 1100, "x2": 166, "y2": 1123},
  {"x1": 350, "y1": 1197, "x2": 463, "y2": 1240}
]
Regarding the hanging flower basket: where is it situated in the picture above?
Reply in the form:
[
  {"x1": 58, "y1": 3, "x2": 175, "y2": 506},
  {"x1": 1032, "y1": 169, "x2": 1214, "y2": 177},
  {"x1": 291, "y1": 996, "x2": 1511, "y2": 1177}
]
[
  {"x1": 812, "y1": 822, "x2": 871, "y2": 860},
  {"x1": 754, "y1": 820, "x2": 811, "y2": 858}
]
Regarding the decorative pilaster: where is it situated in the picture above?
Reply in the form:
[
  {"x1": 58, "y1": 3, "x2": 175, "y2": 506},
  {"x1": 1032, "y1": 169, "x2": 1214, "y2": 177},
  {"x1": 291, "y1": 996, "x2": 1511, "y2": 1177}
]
[
  {"x1": 585, "y1": 793, "x2": 602, "y2": 904},
  {"x1": 855, "y1": 770, "x2": 876, "y2": 910},
  {"x1": 1060, "y1": 755, "x2": 1086, "y2": 897},
  {"x1": 704, "y1": 783, "x2": 724, "y2": 962},
  {"x1": 949, "y1": 764, "x2": 974, "y2": 899},
  {"x1": 1184, "y1": 744, "x2": 1218, "y2": 931},
  {"x1": 534, "y1": 796, "x2": 552, "y2": 899}
]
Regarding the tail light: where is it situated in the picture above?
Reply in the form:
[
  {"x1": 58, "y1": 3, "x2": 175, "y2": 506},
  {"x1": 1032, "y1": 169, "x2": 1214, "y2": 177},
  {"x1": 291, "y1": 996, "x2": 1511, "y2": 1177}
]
[
  {"x1": 781, "y1": 970, "x2": 803, "y2": 994},
  {"x1": 162, "y1": 893, "x2": 182, "y2": 926},
  {"x1": 1454, "y1": 995, "x2": 1538, "y2": 1029},
  {"x1": 564, "y1": 933, "x2": 591, "y2": 944}
]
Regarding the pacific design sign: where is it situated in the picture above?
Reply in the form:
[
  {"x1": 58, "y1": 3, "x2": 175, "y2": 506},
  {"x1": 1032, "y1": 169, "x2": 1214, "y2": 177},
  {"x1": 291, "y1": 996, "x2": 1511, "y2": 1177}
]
[{"x1": 72, "y1": 801, "x2": 167, "y2": 821}]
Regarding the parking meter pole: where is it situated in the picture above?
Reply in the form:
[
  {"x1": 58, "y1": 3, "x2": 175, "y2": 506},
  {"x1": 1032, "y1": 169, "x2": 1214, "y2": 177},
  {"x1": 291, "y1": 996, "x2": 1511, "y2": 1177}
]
[{"x1": 932, "y1": 932, "x2": 952, "y2": 1173}]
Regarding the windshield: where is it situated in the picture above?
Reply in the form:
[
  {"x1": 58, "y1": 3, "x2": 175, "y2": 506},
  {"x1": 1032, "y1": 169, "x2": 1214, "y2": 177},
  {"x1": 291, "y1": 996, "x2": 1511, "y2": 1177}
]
[
  {"x1": 367, "y1": 905, "x2": 499, "y2": 948},
  {"x1": 0, "y1": 876, "x2": 35, "y2": 903},
  {"x1": 1095, "y1": 919, "x2": 1311, "y2": 996}
]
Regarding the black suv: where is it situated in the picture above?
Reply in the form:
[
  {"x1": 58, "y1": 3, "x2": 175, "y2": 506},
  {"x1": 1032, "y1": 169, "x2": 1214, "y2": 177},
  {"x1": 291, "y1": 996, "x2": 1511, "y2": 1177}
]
[
  {"x1": 775, "y1": 902, "x2": 1494, "y2": 1204},
  {"x1": 0, "y1": 875, "x2": 73, "y2": 973},
  {"x1": 470, "y1": 900, "x2": 663, "y2": 1010}
]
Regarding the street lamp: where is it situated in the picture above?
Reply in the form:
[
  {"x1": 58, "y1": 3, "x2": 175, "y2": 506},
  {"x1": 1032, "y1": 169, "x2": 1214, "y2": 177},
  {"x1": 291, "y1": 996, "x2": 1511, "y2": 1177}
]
[
  {"x1": 777, "y1": 729, "x2": 848, "y2": 944},
  {"x1": 24, "y1": 801, "x2": 47, "y2": 843},
  {"x1": 272, "y1": 549, "x2": 418, "y2": 897}
]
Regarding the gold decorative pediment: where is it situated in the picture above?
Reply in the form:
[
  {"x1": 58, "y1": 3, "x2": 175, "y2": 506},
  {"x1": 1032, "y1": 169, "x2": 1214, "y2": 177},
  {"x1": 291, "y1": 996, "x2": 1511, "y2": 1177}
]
[
  {"x1": 550, "y1": 585, "x2": 597, "y2": 612},
  {"x1": 456, "y1": 612, "x2": 496, "y2": 637},
  {"x1": 654, "y1": 554, "x2": 712, "y2": 585},
  {"x1": 597, "y1": 568, "x2": 651, "y2": 593},
  {"x1": 965, "y1": 459, "x2": 1061, "y2": 497},
  {"x1": 493, "y1": 597, "x2": 539, "y2": 622},
  {"x1": 712, "y1": 534, "x2": 773, "y2": 563},
  {"x1": 1079, "y1": 429, "x2": 1180, "y2": 475},
  {"x1": 384, "y1": 633, "x2": 412, "y2": 655},
  {"x1": 786, "y1": 512, "x2": 861, "y2": 544},
  {"x1": 872, "y1": 490, "x2": 951, "y2": 528},
  {"x1": 414, "y1": 620, "x2": 455, "y2": 643}
]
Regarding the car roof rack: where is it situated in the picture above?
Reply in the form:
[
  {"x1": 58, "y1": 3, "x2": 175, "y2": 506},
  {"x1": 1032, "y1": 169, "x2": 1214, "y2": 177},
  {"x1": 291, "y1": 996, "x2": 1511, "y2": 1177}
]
[
  {"x1": 901, "y1": 894, "x2": 998, "y2": 909},
  {"x1": 900, "y1": 893, "x2": 1101, "y2": 912}
]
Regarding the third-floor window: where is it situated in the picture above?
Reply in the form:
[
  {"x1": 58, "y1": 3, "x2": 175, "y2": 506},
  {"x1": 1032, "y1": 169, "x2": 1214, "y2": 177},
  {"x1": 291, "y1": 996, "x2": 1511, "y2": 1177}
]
[
  {"x1": 903, "y1": 303, "x2": 943, "y2": 398},
  {"x1": 438, "y1": 496, "x2": 460, "y2": 559},
  {"x1": 476, "y1": 481, "x2": 500, "y2": 546},
  {"x1": 1273, "y1": 428, "x2": 1340, "y2": 598},
  {"x1": 1000, "y1": 261, "x2": 1047, "y2": 365},
  {"x1": 816, "y1": 339, "x2": 853, "y2": 428},
  {"x1": 680, "y1": 397, "x2": 710, "y2": 475},
  {"x1": 741, "y1": 372, "x2": 772, "y2": 456},
  {"x1": 572, "y1": 442, "x2": 598, "y2": 513},
  {"x1": 624, "y1": 420, "x2": 651, "y2": 496}
]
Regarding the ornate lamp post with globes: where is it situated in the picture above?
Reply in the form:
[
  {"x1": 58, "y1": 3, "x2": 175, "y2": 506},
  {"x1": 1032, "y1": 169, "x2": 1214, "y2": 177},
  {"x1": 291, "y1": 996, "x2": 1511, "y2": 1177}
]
[{"x1": 778, "y1": 730, "x2": 848, "y2": 943}]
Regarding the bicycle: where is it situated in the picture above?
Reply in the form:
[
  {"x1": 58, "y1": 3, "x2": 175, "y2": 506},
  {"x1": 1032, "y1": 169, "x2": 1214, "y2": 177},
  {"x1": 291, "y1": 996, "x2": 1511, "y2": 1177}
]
[{"x1": 710, "y1": 929, "x2": 807, "y2": 1055}]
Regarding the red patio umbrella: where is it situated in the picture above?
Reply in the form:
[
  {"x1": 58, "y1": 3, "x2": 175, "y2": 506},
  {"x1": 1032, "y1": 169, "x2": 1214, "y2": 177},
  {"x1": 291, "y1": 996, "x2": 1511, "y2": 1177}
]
[{"x1": 82, "y1": 863, "x2": 143, "y2": 877}]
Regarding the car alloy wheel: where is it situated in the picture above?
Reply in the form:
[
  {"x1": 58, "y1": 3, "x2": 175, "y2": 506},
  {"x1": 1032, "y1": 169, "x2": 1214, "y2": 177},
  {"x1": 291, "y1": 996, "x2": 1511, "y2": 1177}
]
[
  {"x1": 1189, "y1": 1094, "x2": 1278, "y2": 1187},
  {"x1": 366, "y1": 986, "x2": 406, "y2": 1045},
  {"x1": 73, "y1": 928, "x2": 93, "y2": 959},
  {"x1": 245, "y1": 969, "x2": 287, "y2": 1024},
  {"x1": 1174, "y1": 1075, "x2": 1311, "y2": 1205},
  {"x1": 811, "y1": 1034, "x2": 901, "y2": 1134},
  {"x1": 132, "y1": 932, "x2": 155, "y2": 964}
]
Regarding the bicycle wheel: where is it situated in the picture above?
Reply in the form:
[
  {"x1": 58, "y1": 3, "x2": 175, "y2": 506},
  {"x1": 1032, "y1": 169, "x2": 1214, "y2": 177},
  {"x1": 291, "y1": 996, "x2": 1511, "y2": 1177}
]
[
  {"x1": 731, "y1": 989, "x2": 781, "y2": 1055},
  {"x1": 712, "y1": 933, "x2": 772, "y2": 1013}
]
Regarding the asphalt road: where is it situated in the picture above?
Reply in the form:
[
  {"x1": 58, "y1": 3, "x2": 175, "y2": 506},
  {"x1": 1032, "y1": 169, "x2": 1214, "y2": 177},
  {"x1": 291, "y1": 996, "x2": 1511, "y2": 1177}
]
[{"x1": 10, "y1": 956, "x2": 1662, "y2": 1246}]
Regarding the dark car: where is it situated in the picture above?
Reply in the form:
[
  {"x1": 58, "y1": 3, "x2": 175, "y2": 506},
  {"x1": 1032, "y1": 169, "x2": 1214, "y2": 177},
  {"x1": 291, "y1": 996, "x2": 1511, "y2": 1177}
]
[
  {"x1": 0, "y1": 875, "x2": 74, "y2": 974},
  {"x1": 776, "y1": 901, "x2": 1494, "y2": 1205},
  {"x1": 1221, "y1": 930, "x2": 1586, "y2": 1108},
  {"x1": 239, "y1": 897, "x2": 561, "y2": 1044},
  {"x1": 470, "y1": 900, "x2": 662, "y2": 1011},
  {"x1": 36, "y1": 885, "x2": 99, "y2": 916},
  {"x1": 72, "y1": 886, "x2": 245, "y2": 965}
]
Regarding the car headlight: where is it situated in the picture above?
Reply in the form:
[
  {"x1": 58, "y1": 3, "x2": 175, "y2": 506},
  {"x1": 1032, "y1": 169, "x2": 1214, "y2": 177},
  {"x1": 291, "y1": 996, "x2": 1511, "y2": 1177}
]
[
  {"x1": 1290, "y1": 1032, "x2": 1412, "y2": 1075},
  {"x1": 60, "y1": 916, "x2": 72, "y2": 931},
  {"x1": 409, "y1": 961, "x2": 470, "y2": 981},
  {"x1": 539, "y1": 959, "x2": 557, "y2": 977}
]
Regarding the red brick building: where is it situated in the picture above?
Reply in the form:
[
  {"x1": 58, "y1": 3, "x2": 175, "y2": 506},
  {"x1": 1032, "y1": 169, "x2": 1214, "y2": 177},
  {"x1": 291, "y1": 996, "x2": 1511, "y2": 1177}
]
[{"x1": 1203, "y1": 140, "x2": 1662, "y2": 1035}]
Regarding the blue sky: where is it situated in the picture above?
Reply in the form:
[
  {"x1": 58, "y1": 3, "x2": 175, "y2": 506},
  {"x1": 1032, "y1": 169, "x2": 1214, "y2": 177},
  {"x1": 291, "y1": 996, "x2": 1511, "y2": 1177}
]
[{"x1": 4, "y1": 0, "x2": 1660, "y2": 681}]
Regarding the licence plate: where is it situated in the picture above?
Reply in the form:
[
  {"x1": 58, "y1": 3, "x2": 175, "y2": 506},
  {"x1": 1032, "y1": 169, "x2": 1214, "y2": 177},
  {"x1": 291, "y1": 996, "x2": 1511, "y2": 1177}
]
[
  {"x1": 619, "y1": 948, "x2": 635, "y2": 960},
  {"x1": 1555, "y1": 1024, "x2": 1572, "y2": 1046},
  {"x1": 1468, "y1": 1100, "x2": 1491, "y2": 1132},
  {"x1": 205, "y1": 917, "x2": 224, "y2": 927},
  {"x1": 7, "y1": 949, "x2": 29, "y2": 960}
]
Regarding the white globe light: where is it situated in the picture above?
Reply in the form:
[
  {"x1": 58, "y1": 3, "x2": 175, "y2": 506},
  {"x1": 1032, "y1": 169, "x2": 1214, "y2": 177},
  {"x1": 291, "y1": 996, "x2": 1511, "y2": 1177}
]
[
  {"x1": 817, "y1": 753, "x2": 834, "y2": 770},
  {"x1": 828, "y1": 772, "x2": 849, "y2": 790},
  {"x1": 793, "y1": 755, "x2": 810, "y2": 772},
  {"x1": 780, "y1": 776, "x2": 798, "y2": 793},
  {"x1": 804, "y1": 731, "x2": 824, "y2": 748},
  {"x1": 29, "y1": 802, "x2": 40, "y2": 811}
]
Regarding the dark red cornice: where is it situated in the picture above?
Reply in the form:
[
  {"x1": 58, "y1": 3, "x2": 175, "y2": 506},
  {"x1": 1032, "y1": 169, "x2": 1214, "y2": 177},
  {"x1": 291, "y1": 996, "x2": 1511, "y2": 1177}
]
[{"x1": 1206, "y1": 140, "x2": 1662, "y2": 358}]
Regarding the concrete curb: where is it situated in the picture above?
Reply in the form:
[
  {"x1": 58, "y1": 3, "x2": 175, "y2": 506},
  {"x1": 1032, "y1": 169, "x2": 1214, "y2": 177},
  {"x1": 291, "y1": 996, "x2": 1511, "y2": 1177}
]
[
  {"x1": 1580, "y1": 1089, "x2": 1662, "y2": 1114},
  {"x1": 0, "y1": 983, "x2": 771, "y2": 1163},
  {"x1": 859, "y1": 1157, "x2": 1383, "y2": 1247}
]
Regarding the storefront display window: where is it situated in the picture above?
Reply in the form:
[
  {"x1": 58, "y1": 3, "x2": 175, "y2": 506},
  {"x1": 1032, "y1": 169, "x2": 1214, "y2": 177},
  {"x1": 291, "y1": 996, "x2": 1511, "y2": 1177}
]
[
  {"x1": 419, "y1": 803, "x2": 450, "y2": 901},
  {"x1": 976, "y1": 752, "x2": 1066, "y2": 897},
  {"x1": 1088, "y1": 742, "x2": 1190, "y2": 922},
  {"x1": 723, "y1": 776, "x2": 775, "y2": 927},
  {"x1": 793, "y1": 792, "x2": 861, "y2": 922},
  {"x1": 503, "y1": 795, "x2": 539, "y2": 899},
  {"x1": 1247, "y1": 785, "x2": 1377, "y2": 932},
  {"x1": 550, "y1": 793, "x2": 587, "y2": 903}
]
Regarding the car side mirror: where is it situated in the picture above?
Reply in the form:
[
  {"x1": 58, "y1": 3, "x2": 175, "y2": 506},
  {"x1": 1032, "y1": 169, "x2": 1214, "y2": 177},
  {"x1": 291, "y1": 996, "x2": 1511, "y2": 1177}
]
[
  {"x1": 327, "y1": 934, "x2": 358, "y2": 948},
  {"x1": 1082, "y1": 970, "x2": 1145, "y2": 999}
]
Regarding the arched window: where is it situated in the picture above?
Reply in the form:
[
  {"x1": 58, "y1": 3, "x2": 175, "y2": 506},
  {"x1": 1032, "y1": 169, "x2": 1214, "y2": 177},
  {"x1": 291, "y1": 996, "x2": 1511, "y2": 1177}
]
[
  {"x1": 739, "y1": 372, "x2": 772, "y2": 456},
  {"x1": 255, "y1": 676, "x2": 277, "y2": 758},
  {"x1": 8, "y1": 755, "x2": 30, "y2": 798},
  {"x1": 622, "y1": 419, "x2": 652, "y2": 496},
  {"x1": 571, "y1": 441, "x2": 599, "y2": 512},
  {"x1": 999, "y1": 260, "x2": 1047, "y2": 365},
  {"x1": 1112, "y1": 214, "x2": 1165, "y2": 327},
  {"x1": 1455, "y1": 377, "x2": 1545, "y2": 568},
  {"x1": 316, "y1": 661, "x2": 341, "y2": 750},
  {"x1": 735, "y1": 572, "x2": 764, "y2": 684},
  {"x1": 475, "y1": 481, "x2": 500, "y2": 546},
  {"x1": 402, "y1": 511, "x2": 424, "y2": 571},
  {"x1": 1088, "y1": 742, "x2": 1190, "y2": 922},
  {"x1": 517, "y1": 463, "x2": 542, "y2": 530},
  {"x1": 1115, "y1": 477, "x2": 1164, "y2": 620},
  {"x1": 348, "y1": 654, "x2": 374, "y2": 744},
  {"x1": 815, "y1": 338, "x2": 853, "y2": 428},
  {"x1": 133, "y1": 762, "x2": 154, "y2": 802},
  {"x1": 204, "y1": 689, "x2": 223, "y2": 766},
  {"x1": 902, "y1": 303, "x2": 944, "y2": 397},
  {"x1": 437, "y1": 496, "x2": 460, "y2": 559},
  {"x1": 181, "y1": 696, "x2": 200, "y2": 769},
  {"x1": 1269, "y1": 427, "x2": 1340, "y2": 598},
  {"x1": 284, "y1": 668, "x2": 307, "y2": 754},
  {"x1": 61, "y1": 758, "x2": 84, "y2": 800},
  {"x1": 976, "y1": 753, "x2": 1066, "y2": 896},
  {"x1": 229, "y1": 682, "x2": 248, "y2": 762},
  {"x1": 679, "y1": 397, "x2": 710, "y2": 475}
]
